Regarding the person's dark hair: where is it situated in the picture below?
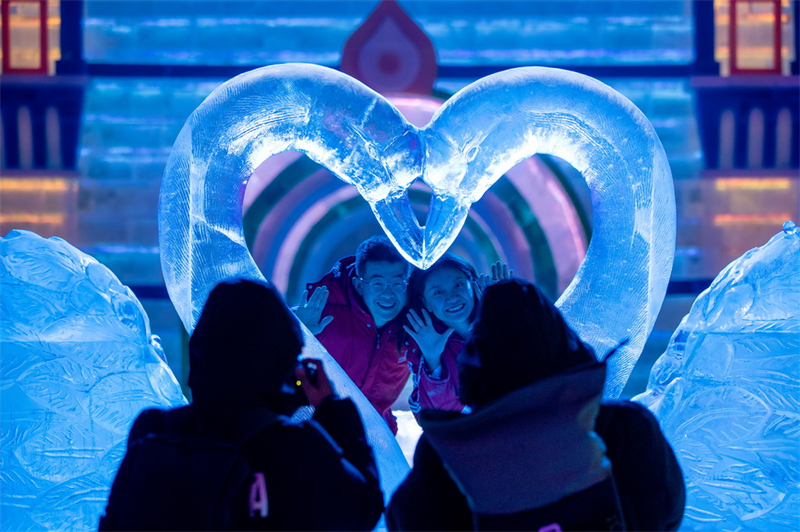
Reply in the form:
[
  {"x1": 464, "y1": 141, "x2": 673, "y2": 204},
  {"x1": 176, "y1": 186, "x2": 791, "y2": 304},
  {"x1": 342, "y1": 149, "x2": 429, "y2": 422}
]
[
  {"x1": 354, "y1": 236, "x2": 410, "y2": 278},
  {"x1": 188, "y1": 278, "x2": 305, "y2": 416},
  {"x1": 407, "y1": 252, "x2": 480, "y2": 322},
  {"x1": 457, "y1": 278, "x2": 597, "y2": 408}
]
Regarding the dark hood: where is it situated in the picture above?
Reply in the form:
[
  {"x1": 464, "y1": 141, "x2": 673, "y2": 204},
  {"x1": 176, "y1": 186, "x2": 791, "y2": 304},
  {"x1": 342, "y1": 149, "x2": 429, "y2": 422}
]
[
  {"x1": 421, "y1": 362, "x2": 610, "y2": 515},
  {"x1": 458, "y1": 278, "x2": 596, "y2": 407},
  {"x1": 188, "y1": 279, "x2": 304, "y2": 416}
]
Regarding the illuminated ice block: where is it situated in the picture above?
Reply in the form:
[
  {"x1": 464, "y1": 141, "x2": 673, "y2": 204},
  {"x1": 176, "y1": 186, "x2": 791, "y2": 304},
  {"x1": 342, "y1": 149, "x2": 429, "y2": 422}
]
[
  {"x1": 636, "y1": 222, "x2": 800, "y2": 531},
  {"x1": 0, "y1": 230, "x2": 186, "y2": 532},
  {"x1": 159, "y1": 63, "x2": 674, "y2": 398}
]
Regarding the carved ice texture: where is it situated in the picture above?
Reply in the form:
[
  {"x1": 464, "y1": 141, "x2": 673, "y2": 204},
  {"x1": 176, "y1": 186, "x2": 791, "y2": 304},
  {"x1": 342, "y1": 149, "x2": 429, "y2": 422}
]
[
  {"x1": 0, "y1": 230, "x2": 187, "y2": 532},
  {"x1": 159, "y1": 63, "x2": 674, "y2": 402},
  {"x1": 636, "y1": 222, "x2": 800, "y2": 531}
]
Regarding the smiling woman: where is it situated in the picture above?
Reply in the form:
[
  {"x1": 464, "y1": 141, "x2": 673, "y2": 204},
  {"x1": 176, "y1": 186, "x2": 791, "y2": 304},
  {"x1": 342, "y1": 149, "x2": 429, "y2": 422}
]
[
  {"x1": 422, "y1": 267, "x2": 474, "y2": 334},
  {"x1": 403, "y1": 253, "x2": 485, "y2": 418}
]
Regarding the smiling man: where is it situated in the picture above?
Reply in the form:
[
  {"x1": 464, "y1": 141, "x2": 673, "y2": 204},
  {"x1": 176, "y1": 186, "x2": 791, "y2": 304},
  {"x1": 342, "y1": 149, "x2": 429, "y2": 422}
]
[{"x1": 295, "y1": 236, "x2": 412, "y2": 434}]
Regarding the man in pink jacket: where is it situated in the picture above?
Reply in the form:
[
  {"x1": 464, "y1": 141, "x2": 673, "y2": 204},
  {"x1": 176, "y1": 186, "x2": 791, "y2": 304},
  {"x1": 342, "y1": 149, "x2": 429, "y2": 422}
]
[{"x1": 295, "y1": 236, "x2": 412, "y2": 434}]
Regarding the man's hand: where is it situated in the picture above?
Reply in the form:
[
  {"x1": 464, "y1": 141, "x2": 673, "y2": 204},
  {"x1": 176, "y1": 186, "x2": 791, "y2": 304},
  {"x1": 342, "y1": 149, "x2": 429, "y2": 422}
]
[
  {"x1": 403, "y1": 308, "x2": 454, "y2": 373},
  {"x1": 295, "y1": 358, "x2": 335, "y2": 408},
  {"x1": 294, "y1": 287, "x2": 334, "y2": 335}
]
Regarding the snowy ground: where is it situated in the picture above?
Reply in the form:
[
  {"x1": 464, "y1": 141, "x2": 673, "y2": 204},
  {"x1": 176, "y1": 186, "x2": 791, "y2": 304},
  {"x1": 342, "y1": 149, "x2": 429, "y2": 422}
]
[{"x1": 394, "y1": 410, "x2": 422, "y2": 466}]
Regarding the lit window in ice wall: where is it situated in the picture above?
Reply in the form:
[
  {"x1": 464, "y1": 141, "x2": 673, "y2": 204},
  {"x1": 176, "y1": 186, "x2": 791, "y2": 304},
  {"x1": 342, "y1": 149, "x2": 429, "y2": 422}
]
[
  {"x1": 714, "y1": 0, "x2": 796, "y2": 75},
  {"x1": 0, "y1": 0, "x2": 60, "y2": 74}
]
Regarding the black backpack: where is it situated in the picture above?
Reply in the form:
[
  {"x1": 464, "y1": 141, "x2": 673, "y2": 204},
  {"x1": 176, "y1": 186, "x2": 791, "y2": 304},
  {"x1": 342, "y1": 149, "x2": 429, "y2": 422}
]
[{"x1": 99, "y1": 406, "x2": 280, "y2": 531}]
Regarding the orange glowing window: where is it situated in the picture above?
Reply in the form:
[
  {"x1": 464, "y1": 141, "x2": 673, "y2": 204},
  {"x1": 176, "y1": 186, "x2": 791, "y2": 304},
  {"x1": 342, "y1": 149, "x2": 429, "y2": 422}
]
[
  {"x1": 713, "y1": 213, "x2": 793, "y2": 225},
  {"x1": 0, "y1": 0, "x2": 60, "y2": 74},
  {"x1": 0, "y1": 176, "x2": 76, "y2": 237},
  {"x1": 714, "y1": 0, "x2": 795, "y2": 75},
  {"x1": 714, "y1": 177, "x2": 792, "y2": 190}
]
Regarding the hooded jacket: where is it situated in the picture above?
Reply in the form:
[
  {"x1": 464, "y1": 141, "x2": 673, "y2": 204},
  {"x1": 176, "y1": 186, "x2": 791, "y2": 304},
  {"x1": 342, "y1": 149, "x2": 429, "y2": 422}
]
[
  {"x1": 308, "y1": 256, "x2": 410, "y2": 433},
  {"x1": 387, "y1": 279, "x2": 684, "y2": 531},
  {"x1": 113, "y1": 279, "x2": 383, "y2": 531}
]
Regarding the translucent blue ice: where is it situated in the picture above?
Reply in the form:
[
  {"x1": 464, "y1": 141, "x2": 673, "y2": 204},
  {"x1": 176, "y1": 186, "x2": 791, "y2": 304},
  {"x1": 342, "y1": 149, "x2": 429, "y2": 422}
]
[
  {"x1": 636, "y1": 222, "x2": 800, "y2": 531},
  {"x1": 0, "y1": 230, "x2": 186, "y2": 532},
  {"x1": 159, "y1": 63, "x2": 675, "y2": 399}
]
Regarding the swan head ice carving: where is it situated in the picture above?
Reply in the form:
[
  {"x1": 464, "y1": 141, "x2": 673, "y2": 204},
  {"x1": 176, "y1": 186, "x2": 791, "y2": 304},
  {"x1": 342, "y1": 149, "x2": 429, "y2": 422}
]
[
  {"x1": 159, "y1": 63, "x2": 675, "y2": 401},
  {"x1": 0, "y1": 229, "x2": 186, "y2": 532},
  {"x1": 636, "y1": 224, "x2": 800, "y2": 531}
]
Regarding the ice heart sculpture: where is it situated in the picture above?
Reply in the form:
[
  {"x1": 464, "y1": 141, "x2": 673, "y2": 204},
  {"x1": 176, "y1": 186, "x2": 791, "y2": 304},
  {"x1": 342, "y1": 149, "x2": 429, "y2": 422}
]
[{"x1": 159, "y1": 63, "x2": 675, "y2": 399}]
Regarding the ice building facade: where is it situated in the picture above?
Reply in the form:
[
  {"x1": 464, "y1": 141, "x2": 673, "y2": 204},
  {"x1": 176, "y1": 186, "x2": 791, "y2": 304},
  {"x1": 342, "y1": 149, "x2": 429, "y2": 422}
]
[
  {"x1": 0, "y1": 230, "x2": 187, "y2": 531},
  {"x1": 636, "y1": 222, "x2": 800, "y2": 531}
]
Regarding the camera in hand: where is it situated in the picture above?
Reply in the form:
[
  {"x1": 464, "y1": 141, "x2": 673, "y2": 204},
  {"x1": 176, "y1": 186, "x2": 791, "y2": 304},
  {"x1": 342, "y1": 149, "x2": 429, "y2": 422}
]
[
  {"x1": 301, "y1": 360, "x2": 319, "y2": 386},
  {"x1": 293, "y1": 360, "x2": 319, "y2": 406}
]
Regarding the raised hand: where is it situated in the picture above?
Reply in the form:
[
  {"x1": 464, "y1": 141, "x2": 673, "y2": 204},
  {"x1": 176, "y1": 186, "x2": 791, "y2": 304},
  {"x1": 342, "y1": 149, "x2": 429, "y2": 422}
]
[
  {"x1": 476, "y1": 261, "x2": 514, "y2": 298},
  {"x1": 403, "y1": 308, "x2": 454, "y2": 372},
  {"x1": 294, "y1": 287, "x2": 334, "y2": 335},
  {"x1": 491, "y1": 261, "x2": 513, "y2": 282},
  {"x1": 476, "y1": 274, "x2": 492, "y2": 295}
]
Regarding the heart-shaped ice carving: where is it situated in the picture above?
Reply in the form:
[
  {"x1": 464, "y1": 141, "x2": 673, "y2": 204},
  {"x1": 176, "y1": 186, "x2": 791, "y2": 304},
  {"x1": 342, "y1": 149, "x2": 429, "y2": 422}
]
[{"x1": 159, "y1": 63, "x2": 675, "y2": 400}]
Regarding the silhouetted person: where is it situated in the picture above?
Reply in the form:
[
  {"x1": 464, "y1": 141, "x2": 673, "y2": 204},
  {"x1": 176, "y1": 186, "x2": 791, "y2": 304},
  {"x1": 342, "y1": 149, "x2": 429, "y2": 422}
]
[
  {"x1": 387, "y1": 279, "x2": 685, "y2": 531},
  {"x1": 101, "y1": 279, "x2": 383, "y2": 531}
]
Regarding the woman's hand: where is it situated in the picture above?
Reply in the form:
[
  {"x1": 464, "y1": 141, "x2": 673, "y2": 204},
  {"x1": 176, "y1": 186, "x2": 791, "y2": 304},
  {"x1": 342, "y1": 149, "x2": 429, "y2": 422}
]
[
  {"x1": 294, "y1": 287, "x2": 334, "y2": 335},
  {"x1": 403, "y1": 308, "x2": 454, "y2": 373},
  {"x1": 476, "y1": 261, "x2": 514, "y2": 297}
]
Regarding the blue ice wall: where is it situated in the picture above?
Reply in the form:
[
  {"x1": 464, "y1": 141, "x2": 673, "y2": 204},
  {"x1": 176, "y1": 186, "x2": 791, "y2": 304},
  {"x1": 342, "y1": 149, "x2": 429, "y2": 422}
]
[{"x1": 84, "y1": 0, "x2": 693, "y2": 67}]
